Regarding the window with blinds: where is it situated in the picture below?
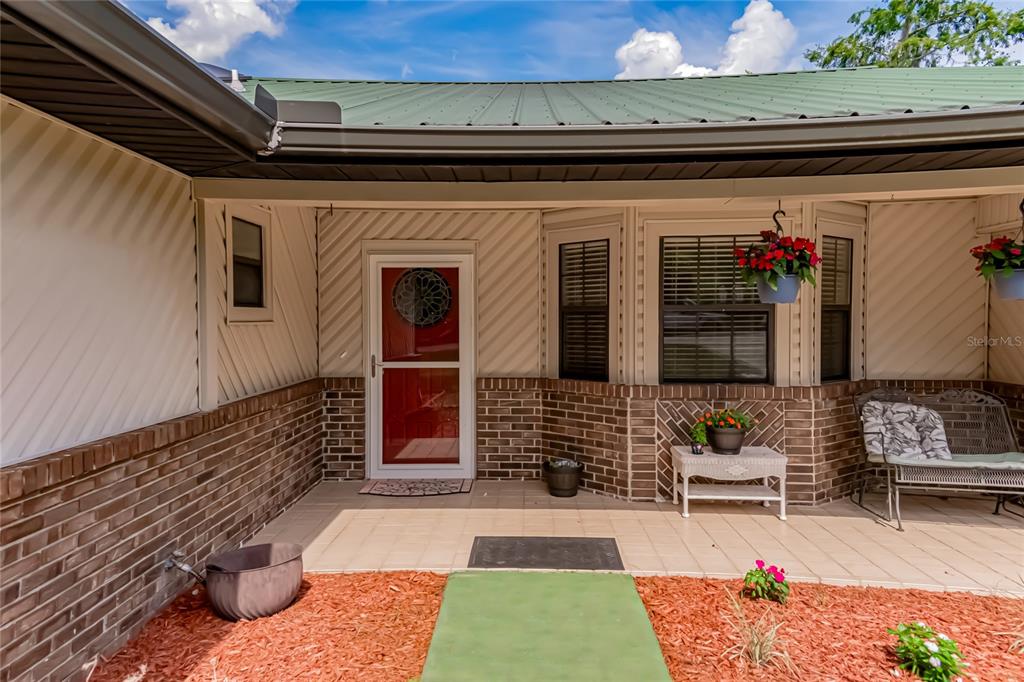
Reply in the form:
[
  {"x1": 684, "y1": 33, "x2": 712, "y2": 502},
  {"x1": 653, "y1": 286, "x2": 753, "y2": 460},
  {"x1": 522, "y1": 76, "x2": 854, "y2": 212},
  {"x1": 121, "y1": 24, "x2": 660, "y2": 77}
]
[
  {"x1": 820, "y1": 236, "x2": 853, "y2": 381},
  {"x1": 559, "y1": 239, "x2": 609, "y2": 381},
  {"x1": 660, "y1": 235, "x2": 771, "y2": 383}
]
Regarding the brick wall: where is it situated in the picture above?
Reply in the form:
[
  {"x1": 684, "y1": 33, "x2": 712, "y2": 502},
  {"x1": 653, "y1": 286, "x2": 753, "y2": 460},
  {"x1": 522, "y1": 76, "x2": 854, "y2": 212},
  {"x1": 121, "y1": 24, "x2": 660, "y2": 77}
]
[
  {"x1": 322, "y1": 378, "x2": 365, "y2": 480},
  {"x1": 3, "y1": 375, "x2": 1021, "y2": 680},
  {"x1": 0, "y1": 380, "x2": 322, "y2": 682},
  {"x1": 316, "y1": 377, "x2": 1023, "y2": 504},
  {"x1": 650, "y1": 385, "x2": 807, "y2": 502},
  {"x1": 990, "y1": 381, "x2": 1024, "y2": 447},
  {"x1": 476, "y1": 378, "x2": 544, "y2": 479},
  {"x1": 542, "y1": 381, "x2": 631, "y2": 497}
]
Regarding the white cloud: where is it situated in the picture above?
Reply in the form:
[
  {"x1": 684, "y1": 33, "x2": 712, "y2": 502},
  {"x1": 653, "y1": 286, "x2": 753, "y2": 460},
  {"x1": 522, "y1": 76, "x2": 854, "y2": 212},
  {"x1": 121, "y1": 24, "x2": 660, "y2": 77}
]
[
  {"x1": 614, "y1": 28, "x2": 710, "y2": 80},
  {"x1": 400, "y1": 63, "x2": 414, "y2": 79},
  {"x1": 145, "y1": 0, "x2": 295, "y2": 63},
  {"x1": 716, "y1": 0, "x2": 797, "y2": 75},
  {"x1": 614, "y1": 0, "x2": 796, "y2": 80}
]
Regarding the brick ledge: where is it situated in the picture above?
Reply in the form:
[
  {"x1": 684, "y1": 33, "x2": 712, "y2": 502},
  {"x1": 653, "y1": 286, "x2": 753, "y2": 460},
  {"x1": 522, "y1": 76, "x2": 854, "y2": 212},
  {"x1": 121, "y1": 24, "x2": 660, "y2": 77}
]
[{"x1": 1, "y1": 378, "x2": 323, "y2": 502}]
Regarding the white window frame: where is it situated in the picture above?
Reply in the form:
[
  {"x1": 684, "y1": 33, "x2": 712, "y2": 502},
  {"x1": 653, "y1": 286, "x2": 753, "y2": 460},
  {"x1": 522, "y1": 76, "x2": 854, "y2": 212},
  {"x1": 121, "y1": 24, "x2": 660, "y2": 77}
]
[
  {"x1": 641, "y1": 218, "x2": 791, "y2": 385},
  {"x1": 226, "y1": 204, "x2": 273, "y2": 323},
  {"x1": 545, "y1": 224, "x2": 620, "y2": 382},
  {"x1": 814, "y1": 219, "x2": 865, "y2": 383}
]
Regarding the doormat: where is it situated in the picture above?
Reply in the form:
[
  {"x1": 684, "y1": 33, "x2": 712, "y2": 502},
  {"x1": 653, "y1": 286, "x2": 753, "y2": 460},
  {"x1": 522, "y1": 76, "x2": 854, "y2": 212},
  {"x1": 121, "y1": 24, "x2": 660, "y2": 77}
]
[
  {"x1": 467, "y1": 536, "x2": 624, "y2": 571},
  {"x1": 358, "y1": 479, "x2": 473, "y2": 496}
]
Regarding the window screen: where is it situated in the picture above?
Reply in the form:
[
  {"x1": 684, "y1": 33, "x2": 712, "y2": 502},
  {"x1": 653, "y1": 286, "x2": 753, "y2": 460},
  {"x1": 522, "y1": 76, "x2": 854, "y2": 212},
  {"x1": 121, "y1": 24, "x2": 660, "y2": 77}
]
[
  {"x1": 820, "y1": 236, "x2": 853, "y2": 381},
  {"x1": 660, "y1": 235, "x2": 771, "y2": 383},
  {"x1": 559, "y1": 239, "x2": 609, "y2": 381},
  {"x1": 232, "y1": 217, "x2": 264, "y2": 308}
]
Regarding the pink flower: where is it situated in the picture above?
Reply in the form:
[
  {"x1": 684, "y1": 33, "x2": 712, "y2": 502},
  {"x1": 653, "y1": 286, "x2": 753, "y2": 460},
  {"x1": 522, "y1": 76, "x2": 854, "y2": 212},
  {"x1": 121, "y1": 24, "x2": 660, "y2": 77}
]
[
  {"x1": 755, "y1": 560, "x2": 765, "y2": 569},
  {"x1": 768, "y1": 565, "x2": 777, "y2": 573}
]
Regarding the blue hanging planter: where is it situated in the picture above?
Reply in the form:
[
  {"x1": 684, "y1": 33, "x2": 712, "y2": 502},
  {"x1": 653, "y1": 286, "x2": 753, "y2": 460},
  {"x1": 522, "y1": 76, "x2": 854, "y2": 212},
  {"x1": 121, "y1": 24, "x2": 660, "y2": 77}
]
[
  {"x1": 757, "y1": 274, "x2": 801, "y2": 304},
  {"x1": 992, "y1": 269, "x2": 1024, "y2": 300}
]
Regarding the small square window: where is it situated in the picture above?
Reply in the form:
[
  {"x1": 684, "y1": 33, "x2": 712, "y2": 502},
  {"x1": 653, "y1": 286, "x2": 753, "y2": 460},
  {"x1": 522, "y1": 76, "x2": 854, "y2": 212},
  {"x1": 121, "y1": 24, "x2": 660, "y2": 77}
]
[{"x1": 227, "y1": 207, "x2": 272, "y2": 322}]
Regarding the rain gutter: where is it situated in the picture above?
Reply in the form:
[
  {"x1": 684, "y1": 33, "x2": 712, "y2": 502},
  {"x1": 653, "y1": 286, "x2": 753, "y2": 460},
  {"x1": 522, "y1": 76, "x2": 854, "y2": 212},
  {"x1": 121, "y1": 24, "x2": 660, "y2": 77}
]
[
  {"x1": 270, "y1": 106, "x2": 1024, "y2": 159},
  {"x1": 2, "y1": 0, "x2": 277, "y2": 156}
]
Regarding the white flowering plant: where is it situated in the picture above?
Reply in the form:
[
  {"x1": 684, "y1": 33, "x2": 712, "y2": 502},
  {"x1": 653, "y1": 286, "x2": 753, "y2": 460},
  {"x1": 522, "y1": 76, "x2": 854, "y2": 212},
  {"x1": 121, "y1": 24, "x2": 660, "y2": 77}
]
[{"x1": 887, "y1": 622, "x2": 966, "y2": 682}]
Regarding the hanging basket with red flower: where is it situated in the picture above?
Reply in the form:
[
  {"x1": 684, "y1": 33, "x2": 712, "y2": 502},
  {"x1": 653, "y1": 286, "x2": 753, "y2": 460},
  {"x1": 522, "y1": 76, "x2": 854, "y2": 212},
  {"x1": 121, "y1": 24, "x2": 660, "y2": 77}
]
[
  {"x1": 735, "y1": 210, "x2": 820, "y2": 304},
  {"x1": 970, "y1": 202, "x2": 1024, "y2": 300}
]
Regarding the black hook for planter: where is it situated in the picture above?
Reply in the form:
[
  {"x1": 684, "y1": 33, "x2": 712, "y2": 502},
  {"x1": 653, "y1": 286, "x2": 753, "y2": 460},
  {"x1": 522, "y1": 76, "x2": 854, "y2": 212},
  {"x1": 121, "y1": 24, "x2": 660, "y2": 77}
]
[{"x1": 772, "y1": 208, "x2": 786, "y2": 235}]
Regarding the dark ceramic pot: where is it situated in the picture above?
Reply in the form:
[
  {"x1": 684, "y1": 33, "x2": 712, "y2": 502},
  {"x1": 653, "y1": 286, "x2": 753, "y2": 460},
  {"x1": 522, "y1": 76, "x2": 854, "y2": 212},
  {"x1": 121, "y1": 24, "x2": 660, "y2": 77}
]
[
  {"x1": 543, "y1": 460, "x2": 581, "y2": 497},
  {"x1": 691, "y1": 443, "x2": 705, "y2": 455},
  {"x1": 205, "y1": 543, "x2": 303, "y2": 621},
  {"x1": 708, "y1": 427, "x2": 746, "y2": 455}
]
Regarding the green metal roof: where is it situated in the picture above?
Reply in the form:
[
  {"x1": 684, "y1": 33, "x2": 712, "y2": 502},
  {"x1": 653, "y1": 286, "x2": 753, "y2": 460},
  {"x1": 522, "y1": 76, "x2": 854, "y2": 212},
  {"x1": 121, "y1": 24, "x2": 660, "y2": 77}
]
[{"x1": 242, "y1": 66, "x2": 1024, "y2": 128}]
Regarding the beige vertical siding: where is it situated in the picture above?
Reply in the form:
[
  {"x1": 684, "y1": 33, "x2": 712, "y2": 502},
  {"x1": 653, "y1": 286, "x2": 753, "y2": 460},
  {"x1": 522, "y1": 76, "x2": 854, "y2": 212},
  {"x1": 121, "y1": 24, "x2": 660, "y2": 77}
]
[
  {"x1": 978, "y1": 193, "x2": 1024, "y2": 234},
  {"x1": 318, "y1": 210, "x2": 542, "y2": 377},
  {"x1": 1, "y1": 101, "x2": 198, "y2": 465},
  {"x1": 866, "y1": 200, "x2": 985, "y2": 379},
  {"x1": 978, "y1": 193, "x2": 1024, "y2": 384},
  {"x1": 209, "y1": 203, "x2": 319, "y2": 402}
]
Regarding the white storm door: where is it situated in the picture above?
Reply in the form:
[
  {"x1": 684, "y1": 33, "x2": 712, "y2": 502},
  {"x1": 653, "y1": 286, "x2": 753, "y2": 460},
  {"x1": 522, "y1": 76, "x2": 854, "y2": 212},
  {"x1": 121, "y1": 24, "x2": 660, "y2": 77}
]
[{"x1": 366, "y1": 253, "x2": 475, "y2": 479}]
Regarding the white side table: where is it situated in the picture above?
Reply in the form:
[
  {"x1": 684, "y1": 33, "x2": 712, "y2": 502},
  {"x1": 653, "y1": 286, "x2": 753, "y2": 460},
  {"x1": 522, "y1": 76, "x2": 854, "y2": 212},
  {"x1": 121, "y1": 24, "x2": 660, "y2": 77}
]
[{"x1": 671, "y1": 446, "x2": 787, "y2": 520}]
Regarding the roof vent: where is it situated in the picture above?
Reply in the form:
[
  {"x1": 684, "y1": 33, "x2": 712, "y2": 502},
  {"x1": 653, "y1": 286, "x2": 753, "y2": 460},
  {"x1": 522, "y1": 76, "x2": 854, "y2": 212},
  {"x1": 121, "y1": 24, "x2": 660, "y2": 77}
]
[
  {"x1": 229, "y1": 69, "x2": 245, "y2": 92},
  {"x1": 253, "y1": 84, "x2": 342, "y2": 124}
]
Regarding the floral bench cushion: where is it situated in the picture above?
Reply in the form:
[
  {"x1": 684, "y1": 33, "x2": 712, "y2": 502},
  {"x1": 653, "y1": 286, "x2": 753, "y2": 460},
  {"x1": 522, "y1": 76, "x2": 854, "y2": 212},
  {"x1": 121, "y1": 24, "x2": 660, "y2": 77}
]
[{"x1": 861, "y1": 401, "x2": 952, "y2": 461}]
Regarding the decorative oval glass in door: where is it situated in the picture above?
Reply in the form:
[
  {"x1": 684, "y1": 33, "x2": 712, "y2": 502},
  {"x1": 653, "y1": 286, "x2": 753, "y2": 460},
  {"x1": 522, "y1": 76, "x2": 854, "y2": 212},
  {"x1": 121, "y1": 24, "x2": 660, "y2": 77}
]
[{"x1": 381, "y1": 267, "x2": 459, "y2": 465}]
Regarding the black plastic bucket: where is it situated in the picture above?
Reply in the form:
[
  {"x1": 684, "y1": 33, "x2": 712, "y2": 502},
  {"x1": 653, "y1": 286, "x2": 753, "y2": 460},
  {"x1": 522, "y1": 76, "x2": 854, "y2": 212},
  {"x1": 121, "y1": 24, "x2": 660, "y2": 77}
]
[
  {"x1": 205, "y1": 543, "x2": 303, "y2": 621},
  {"x1": 543, "y1": 460, "x2": 581, "y2": 497}
]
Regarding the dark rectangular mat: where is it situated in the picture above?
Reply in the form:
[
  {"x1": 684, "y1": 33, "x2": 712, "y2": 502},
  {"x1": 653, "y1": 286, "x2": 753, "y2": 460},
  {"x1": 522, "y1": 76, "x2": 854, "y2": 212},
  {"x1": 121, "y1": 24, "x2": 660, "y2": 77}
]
[{"x1": 468, "y1": 536, "x2": 624, "y2": 570}]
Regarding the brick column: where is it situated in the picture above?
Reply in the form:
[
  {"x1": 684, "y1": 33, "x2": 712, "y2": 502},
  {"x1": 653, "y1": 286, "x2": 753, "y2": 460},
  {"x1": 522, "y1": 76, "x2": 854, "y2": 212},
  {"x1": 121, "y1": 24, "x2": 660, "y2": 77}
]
[{"x1": 322, "y1": 377, "x2": 365, "y2": 480}]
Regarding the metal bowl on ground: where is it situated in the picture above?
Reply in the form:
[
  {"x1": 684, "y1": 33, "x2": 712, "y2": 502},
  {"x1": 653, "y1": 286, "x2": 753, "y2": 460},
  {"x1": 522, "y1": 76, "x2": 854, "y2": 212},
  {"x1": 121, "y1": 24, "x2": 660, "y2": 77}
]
[{"x1": 205, "y1": 542, "x2": 303, "y2": 621}]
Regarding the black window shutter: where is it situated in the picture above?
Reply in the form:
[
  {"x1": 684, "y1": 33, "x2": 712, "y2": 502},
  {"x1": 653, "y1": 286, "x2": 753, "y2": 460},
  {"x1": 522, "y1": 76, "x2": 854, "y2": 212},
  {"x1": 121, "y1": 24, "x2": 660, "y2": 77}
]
[
  {"x1": 820, "y1": 236, "x2": 853, "y2": 381},
  {"x1": 559, "y1": 239, "x2": 609, "y2": 381},
  {"x1": 660, "y1": 235, "x2": 771, "y2": 383}
]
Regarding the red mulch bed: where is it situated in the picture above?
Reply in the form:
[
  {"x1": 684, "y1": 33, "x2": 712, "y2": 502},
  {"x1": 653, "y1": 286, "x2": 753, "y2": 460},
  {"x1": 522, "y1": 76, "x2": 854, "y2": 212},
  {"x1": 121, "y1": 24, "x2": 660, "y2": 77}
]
[
  {"x1": 637, "y1": 576, "x2": 1023, "y2": 681},
  {"x1": 92, "y1": 572, "x2": 446, "y2": 682}
]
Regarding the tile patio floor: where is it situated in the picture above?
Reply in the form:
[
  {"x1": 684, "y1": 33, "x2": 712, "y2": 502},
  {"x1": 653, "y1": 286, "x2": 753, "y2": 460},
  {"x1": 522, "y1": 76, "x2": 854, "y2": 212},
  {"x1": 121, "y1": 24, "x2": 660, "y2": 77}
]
[{"x1": 250, "y1": 480, "x2": 1024, "y2": 596}]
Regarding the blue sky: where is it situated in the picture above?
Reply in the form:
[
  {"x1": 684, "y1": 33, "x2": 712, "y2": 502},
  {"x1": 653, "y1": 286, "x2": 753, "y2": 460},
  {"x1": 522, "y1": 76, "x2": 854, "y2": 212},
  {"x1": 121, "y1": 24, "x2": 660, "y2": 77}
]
[{"x1": 124, "y1": 1, "x2": 1024, "y2": 81}]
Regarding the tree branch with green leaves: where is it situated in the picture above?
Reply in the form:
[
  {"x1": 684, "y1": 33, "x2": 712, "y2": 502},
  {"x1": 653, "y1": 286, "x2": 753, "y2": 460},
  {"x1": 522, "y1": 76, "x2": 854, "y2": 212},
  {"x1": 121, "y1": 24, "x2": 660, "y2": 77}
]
[{"x1": 805, "y1": 0, "x2": 1024, "y2": 68}]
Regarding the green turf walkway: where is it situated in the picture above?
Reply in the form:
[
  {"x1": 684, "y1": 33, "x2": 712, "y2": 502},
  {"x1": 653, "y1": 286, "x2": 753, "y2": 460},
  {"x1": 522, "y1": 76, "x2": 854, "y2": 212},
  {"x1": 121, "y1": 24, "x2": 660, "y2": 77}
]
[{"x1": 421, "y1": 572, "x2": 671, "y2": 682}]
